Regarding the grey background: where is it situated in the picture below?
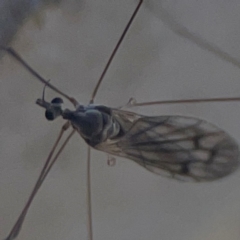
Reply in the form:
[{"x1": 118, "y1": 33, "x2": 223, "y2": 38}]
[{"x1": 1, "y1": 0, "x2": 240, "y2": 240}]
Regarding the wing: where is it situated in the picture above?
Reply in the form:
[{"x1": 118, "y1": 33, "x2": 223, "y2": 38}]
[{"x1": 95, "y1": 111, "x2": 239, "y2": 182}]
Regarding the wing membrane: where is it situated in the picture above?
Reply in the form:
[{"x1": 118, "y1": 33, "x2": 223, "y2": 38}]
[{"x1": 96, "y1": 112, "x2": 239, "y2": 181}]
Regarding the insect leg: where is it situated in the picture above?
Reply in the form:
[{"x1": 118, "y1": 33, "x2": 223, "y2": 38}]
[
  {"x1": 86, "y1": 147, "x2": 93, "y2": 240},
  {"x1": 122, "y1": 4, "x2": 240, "y2": 109},
  {"x1": 0, "y1": 46, "x2": 78, "y2": 107},
  {"x1": 1, "y1": 2, "x2": 144, "y2": 239},
  {"x1": 156, "y1": 2, "x2": 240, "y2": 69},
  {"x1": 89, "y1": 0, "x2": 143, "y2": 103},
  {"x1": 86, "y1": 2, "x2": 144, "y2": 239},
  {"x1": 4, "y1": 123, "x2": 75, "y2": 240},
  {"x1": 117, "y1": 97, "x2": 137, "y2": 109},
  {"x1": 129, "y1": 96, "x2": 240, "y2": 107}
]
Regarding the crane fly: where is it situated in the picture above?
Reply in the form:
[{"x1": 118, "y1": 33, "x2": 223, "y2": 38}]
[{"x1": 1, "y1": 0, "x2": 240, "y2": 239}]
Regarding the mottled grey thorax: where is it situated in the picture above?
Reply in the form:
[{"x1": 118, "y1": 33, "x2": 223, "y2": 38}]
[{"x1": 62, "y1": 104, "x2": 122, "y2": 146}]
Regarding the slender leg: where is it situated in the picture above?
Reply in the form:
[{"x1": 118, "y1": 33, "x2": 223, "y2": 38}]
[
  {"x1": 131, "y1": 97, "x2": 240, "y2": 107},
  {"x1": 157, "y1": 2, "x2": 240, "y2": 69},
  {"x1": 4, "y1": 123, "x2": 75, "y2": 240},
  {"x1": 86, "y1": 2, "x2": 144, "y2": 239},
  {"x1": 0, "y1": 46, "x2": 78, "y2": 107},
  {"x1": 2, "y1": 1, "x2": 145, "y2": 239},
  {"x1": 86, "y1": 146, "x2": 93, "y2": 240},
  {"x1": 118, "y1": 97, "x2": 137, "y2": 109},
  {"x1": 90, "y1": 0, "x2": 144, "y2": 103}
]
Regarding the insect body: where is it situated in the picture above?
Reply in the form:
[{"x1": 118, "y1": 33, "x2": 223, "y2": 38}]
[
  {"x1": 37, "y1": 97, "x2": 239, "y2": 182},
  {"x1": 2, "y1": 0, "x2": 240, "y2": 239}
]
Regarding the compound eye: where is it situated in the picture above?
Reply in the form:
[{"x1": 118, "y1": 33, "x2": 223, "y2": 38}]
[{"x1": 51, "y1": 97, "x2": 63, "y2": 104}]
